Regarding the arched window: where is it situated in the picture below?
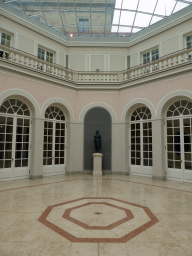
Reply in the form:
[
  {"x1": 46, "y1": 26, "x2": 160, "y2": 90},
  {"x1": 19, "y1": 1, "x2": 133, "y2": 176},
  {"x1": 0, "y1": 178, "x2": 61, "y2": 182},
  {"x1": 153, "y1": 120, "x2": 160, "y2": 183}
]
[
  {"x1": 0, "y1": 99, "x2": 30, "y2": 116},
  {"x1": 167, "y1": 100, "x2": 192, "y2": 117},
  {"x1": 131, "y1": 107, "x2": 151, "y2": 121},
  {"x1": 45, "y1": 106, "x2": 65, "y2": 120}
]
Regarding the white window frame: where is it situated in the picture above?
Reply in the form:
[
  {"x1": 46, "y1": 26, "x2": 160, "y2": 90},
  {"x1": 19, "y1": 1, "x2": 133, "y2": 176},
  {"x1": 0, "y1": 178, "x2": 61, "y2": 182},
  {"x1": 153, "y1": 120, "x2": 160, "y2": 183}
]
[
  {"x1": 141, "y1": 47, "x2": 159, "y2": 65},
  {"x1": 0, "y1": 30, "x2": 12, "y2": 59},
  {"x1": 78, "y1": 18, "x2": 89, "y2": 33},
  {"x1": 184, "y1": 33, "x2": 192, "y2": 60},
  {"x1": 37, "y1": 45, "x2": 55, "y2": 64}
]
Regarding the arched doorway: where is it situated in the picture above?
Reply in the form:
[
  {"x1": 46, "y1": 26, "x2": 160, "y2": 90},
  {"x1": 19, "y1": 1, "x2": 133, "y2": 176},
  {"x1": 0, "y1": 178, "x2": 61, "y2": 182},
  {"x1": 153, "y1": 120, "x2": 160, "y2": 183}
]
[
  {"x1": 0, "y1": 99, "x2": 31, "y2": 181},
  {"x1": 84, "y1": 107, "x2": 111, "y2": 172},
  {"x1": 43, "y1": 105, "x2": 66, "y2": 176},
  {"x1": 130, "y1": 107, "x2": 153, "y2": 177},
  {"x1": 165, "y1": 100, "x2": 192, "y2": 182}
]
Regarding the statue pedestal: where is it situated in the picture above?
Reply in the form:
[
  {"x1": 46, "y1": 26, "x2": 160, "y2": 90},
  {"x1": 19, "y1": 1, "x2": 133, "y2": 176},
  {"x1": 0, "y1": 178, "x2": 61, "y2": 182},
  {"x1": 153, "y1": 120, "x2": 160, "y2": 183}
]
[{"x1": 92, "y1": 153, "x2": 103, "y2": 176}]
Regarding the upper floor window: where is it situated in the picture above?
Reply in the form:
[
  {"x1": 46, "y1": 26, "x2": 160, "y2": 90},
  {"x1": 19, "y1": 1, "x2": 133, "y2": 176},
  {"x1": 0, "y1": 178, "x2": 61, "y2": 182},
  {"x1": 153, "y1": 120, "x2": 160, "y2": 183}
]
[
  {"x1": 186, "y1": 35, "x2": 192, "y2": 49},
  {"x1": 1, "y1": 32, "x2": 11, "y2": 47},
  {"x1": 38, "y1": 47, "x2": 53, "y2": 63},
  {"x1": 143, "y1": 48, "x2": 159, "y2": 64},
  {"x1": 78, "y1": 18, "x2": 89, "y2": 33},
  {"x1": 0, "y1": 32, "x2": 11, "y2": 59}
]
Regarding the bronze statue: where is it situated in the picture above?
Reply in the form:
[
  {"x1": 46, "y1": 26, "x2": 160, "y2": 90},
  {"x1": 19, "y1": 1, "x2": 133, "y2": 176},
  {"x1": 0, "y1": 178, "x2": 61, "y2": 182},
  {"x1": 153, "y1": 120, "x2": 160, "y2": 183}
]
[{"x1": 94, "y1": 130, "x2": 101, "y2": 152}]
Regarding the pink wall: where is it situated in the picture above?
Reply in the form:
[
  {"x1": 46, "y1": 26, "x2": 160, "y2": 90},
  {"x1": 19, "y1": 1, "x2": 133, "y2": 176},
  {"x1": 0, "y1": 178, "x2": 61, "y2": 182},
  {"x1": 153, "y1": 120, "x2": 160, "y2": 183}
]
[{"x1": 1, "y1": 70, "x2": 192, "y2": 121}]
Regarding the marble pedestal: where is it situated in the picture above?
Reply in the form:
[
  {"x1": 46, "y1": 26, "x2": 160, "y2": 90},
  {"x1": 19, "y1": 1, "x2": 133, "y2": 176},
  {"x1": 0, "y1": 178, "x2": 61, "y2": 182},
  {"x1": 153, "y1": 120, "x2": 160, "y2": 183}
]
[{"x1": 92, "y1": 153, "x2": 103, "y2": 176}]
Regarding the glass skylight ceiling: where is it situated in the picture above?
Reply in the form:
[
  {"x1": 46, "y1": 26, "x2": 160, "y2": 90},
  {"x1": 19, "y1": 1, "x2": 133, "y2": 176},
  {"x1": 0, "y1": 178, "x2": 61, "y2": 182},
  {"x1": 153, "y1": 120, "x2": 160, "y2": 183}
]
[{"x1": 3, "y1": 0, "x2": 192, "y2": 37}]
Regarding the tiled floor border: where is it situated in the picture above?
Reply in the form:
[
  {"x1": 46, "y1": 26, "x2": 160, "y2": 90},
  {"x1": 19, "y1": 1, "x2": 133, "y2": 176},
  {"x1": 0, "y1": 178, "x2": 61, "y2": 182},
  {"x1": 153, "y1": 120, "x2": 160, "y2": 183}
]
[
  {"x1": 0, "y1": 177, "x2": 192, "y2": 194},
  {"x1": 38, "y1": 197, "x2": 159, "y2": 243}
]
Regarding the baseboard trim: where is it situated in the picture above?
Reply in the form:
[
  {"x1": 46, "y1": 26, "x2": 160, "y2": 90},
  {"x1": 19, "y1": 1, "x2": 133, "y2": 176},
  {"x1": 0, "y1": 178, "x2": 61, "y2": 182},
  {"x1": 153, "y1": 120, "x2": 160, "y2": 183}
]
[
  {"x1": 66, "y1": 170, "x2": 129, "y2": 176},
  {"x1": 112, "y1": 172, "x2": 129, "y2": 175},
  {"x1": 66, "y1": 171, "x2": 84, "y2": 175},
  {"x1": 152, "y1": 175, "x2": 166, "y2": 181},
  {"x1": 30, "y1": 175, "x2": 43, "y2": 179}
]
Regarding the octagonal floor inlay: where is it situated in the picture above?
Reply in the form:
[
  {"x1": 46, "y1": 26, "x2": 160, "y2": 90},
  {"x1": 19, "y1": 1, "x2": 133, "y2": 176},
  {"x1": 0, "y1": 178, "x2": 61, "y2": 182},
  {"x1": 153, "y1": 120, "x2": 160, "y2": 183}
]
[{"x1": 38, "y1": 197, "x2": 159, "y2": 243}]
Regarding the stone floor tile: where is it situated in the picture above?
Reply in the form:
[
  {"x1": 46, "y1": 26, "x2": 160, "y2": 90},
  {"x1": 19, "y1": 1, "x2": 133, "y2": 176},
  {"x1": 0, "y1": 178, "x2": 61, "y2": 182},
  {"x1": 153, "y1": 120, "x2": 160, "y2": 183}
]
[
  {"x1": 152, "y1": 242, "x2": 187, "y2": 256},
  {"x1": 69, "y1": 243, "x2": 98, "y2": 256},
  {"x1": 99, "y1": 243, "x2": 128, "y2": 256},
  {"x1": 126, "y1": 242, "x2": 158, "y2": 256}
]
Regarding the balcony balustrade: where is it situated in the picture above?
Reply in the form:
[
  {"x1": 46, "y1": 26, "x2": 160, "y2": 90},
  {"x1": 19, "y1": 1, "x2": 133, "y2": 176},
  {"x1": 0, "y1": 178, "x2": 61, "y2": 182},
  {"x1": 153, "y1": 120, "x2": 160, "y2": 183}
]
[{"x1": 0, "y1": 45, "x2": 192, "y2": 86}]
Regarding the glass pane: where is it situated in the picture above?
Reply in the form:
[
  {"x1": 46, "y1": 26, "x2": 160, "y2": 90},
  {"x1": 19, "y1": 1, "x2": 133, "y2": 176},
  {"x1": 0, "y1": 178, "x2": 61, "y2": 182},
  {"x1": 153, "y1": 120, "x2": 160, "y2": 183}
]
[
  {"x1": 47, "y1": 158, "x2": 52, "y2": 165},
  {"x1": 143, "y1": 159, "x2": 148, "y2": 166},
  {"x1": 48, "y1": 151, "x2": 52, "y2": 158},
  {"x1": 55, "y1": 151, "x2": 59, "y2": 158},
  {"x1": 23, "y1": 143, "x2": 29, "y2": 150},
  {"x1": 15, "y1": 151, "x2": 22, "y2": 159},
  {"x1": 0, "y1": 116, "x2": 6, "y2": 124},
  {"x1": 17, "y1": 126, "x2": 23, "y2": 134},
  {"x1": 16, "y1": 143, "x2": 22, "y2": 151},
  {"x1": 5, "y1": 151, "x2": 12, "y2": 159},
  {"x1": 24, "y1": 119, "x2": 30, "y2": 126},
  {"x1": 22, "y1": 151, "x2": 28, "y2": 159},
  {"x1": 55, "y1": 158, "x2": 59, "y2": 165},
  {"x1": 15, "y1": 160, "x2": 21, "y2": 167},
  {"x1": 4, "y1": 160, "x2": 11, "y2": 168},
  {"x1": 175, "y1": 161, "x2": 181, "y2": 169},
  {"x1": 0, "y1": 151, "x2": 4, "y2": 160},
  {"x1": 5, "y1": 143, "x2": 12, "y2": 150},
  {"x1": 0, "y1": 134, "x2": 5, "y2": 141},
  {"x1": 0, "y1": 160, "x2": 3, "y2": 168},
  {"x1": 16, "y1": 135, "x2": 22, "y2": 142},
  {"x1": 23, "y1": 127, "x2": 29, "y2": 134},
  {"x1": 23, "y1": 135, "x2": 29, "y2": 143},
  {"x1": 185, "y1": 162, "x2": 192, "y2": 170},
  {"x1": 6, "y1": 134, "x2": 12, "y2": 142},
  {"x1": 168, "y1": 160, "x2": 174, "y2": 168},
  {"x1": 22, "y1": 159, "x2": 28, "y2": 167},
  {"x1": 131, "y1": 158, "x2": 135, "y2": 165},
  {"x1": 55, "y1": 144, "x2": 59, "y2": 150}
]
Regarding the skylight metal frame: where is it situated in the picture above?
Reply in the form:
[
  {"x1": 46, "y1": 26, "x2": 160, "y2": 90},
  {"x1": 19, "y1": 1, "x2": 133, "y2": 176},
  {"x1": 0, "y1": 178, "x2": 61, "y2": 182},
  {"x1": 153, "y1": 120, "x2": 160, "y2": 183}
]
[{"x1": 2, "y1": 0, "x2": 191, "y2": 37}]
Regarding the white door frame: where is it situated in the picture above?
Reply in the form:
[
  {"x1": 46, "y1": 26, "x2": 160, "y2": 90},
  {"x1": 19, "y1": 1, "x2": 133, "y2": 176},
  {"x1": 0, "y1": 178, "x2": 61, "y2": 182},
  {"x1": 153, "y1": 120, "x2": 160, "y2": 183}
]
[
  {"x1": 165, "y1": 115, "x2": 192, "y2": 183},
  {"x1": 129, "y1": 120, "x2": 153, "y2": 177},
  {"x1": 0, "y1": 113, "x2": 31, "y2": 181},
  {"x1": 43, "y1": 119, "x2": 66, "y2": 176}
]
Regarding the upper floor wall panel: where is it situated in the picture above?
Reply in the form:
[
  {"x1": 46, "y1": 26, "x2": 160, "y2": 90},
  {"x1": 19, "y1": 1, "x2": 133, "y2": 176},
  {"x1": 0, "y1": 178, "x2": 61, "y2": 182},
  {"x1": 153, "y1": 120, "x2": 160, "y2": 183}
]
[{"x1": 0, "y1": 1, "x2": 192, "y2": 70}]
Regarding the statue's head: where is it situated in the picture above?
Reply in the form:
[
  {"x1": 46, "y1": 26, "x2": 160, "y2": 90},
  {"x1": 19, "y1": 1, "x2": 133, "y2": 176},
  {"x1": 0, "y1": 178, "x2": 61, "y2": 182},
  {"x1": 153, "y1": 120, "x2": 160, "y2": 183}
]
[{"x1": 96, "y1": 130, "x2": 99, "y2": 134}]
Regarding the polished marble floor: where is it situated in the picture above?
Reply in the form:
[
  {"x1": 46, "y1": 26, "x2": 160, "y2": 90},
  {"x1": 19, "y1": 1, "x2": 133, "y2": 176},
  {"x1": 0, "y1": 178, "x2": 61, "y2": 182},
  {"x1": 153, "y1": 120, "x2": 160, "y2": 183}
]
[{"x1": 0, "y1": 174, "x2": 192, "y2": 256}]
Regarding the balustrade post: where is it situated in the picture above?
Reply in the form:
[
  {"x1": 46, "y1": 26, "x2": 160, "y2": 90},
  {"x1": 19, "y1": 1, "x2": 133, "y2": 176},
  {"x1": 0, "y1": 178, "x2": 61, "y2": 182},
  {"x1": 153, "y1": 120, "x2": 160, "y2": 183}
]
[
  {"x1": 175, "y1": 55, "x2": 179, "y2": 64},
  {"x1": 2, "y1": 51, "x2": 6, "y2": 59},
  {"x1": 118, "y1": 73, "x2": 123, "y2": 82},
  {"x1": 180, "y1": 54, "x2": 185, "y2": 62},
  {"x1": 161, "y1": 60, "x2": 164, "y2": 69},
  {"x1": 73, "y1": 73, "x2": 78, "y2": 82},
  {"x1": 19, "y1": 55, "x2": 22, "y2": 63},
  {"x1": 24, "y1": 56, "x2": 27, "y2": 65}
]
